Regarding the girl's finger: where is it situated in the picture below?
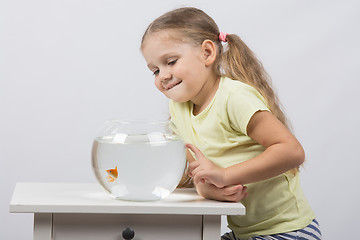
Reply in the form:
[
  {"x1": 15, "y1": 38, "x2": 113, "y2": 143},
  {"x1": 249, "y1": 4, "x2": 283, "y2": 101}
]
[
  {"x1": 189, "y1": 161, "x2": 199, "y2": 172},
  {"x1": 236, "y1": 186, "x2": 248, "y2": 200},
  {"x1": 237, "y1": 190, "x2": 248, "y2": 201},
  {"x1": 223, "y1": 185, "x2": 243, "y2": 196},
  {"x1": 191, "y1": 166, "x2": 207, "y2": 181},
  {"x1": 226, "y1": 188, "x2": 248, "y2": 202},
  {"x1": 190, "y1": 163, "x2": 200, "y2": 174},
  {"x1": 193, "y1": 171, "x2": 206, "y2": 185},
  {"x1": 185, "y1": 144, "x2": 205, "y2": 159}
]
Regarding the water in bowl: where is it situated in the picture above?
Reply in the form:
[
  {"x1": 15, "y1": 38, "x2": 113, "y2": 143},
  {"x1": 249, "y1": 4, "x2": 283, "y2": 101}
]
[{"x1": 92, "y1": 134, "x2": 186, "y2": 201}]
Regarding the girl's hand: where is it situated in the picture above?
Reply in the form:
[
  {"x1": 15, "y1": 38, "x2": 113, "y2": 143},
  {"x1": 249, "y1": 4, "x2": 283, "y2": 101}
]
[
  {"x1": 196, "y1": 182, "x2": 248, "y2": 202},
  {"x1": 186, "y1": 143, "x2": 227, "y2": 188}
]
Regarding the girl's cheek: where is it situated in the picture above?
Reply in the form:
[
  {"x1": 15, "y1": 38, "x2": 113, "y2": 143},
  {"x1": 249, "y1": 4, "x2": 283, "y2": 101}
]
[{"x1": 154, "y1": 81, "x2": 163, "y2": 92}]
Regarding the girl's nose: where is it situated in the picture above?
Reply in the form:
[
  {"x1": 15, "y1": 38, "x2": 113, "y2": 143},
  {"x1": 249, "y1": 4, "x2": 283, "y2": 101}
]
[{"x1": 159, "y1": 70, "x2": 171, "y2": 82}]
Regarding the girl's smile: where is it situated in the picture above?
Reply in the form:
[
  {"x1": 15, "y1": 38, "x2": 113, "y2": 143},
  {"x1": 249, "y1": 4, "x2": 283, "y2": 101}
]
[{"x1": 165, "y1": 79, "x2": 182, "y2": 90}]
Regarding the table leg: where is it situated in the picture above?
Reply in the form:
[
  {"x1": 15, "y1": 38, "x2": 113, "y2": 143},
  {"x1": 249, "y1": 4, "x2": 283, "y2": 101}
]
[
  {"x1": 34, "y1": 213, "x2": 52, "y2": 240},
  {"x1": 202, "y1": 215, "x2": 221, "y2": 240}
]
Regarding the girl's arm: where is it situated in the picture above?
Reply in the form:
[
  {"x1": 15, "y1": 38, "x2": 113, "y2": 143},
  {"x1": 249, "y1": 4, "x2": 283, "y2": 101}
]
[
  {"x1": 195, "y1": 182, "x2": 248, "y2": 202},
  {"x1": 188, "y1": 110, "x2": 305, "y2": 187}
]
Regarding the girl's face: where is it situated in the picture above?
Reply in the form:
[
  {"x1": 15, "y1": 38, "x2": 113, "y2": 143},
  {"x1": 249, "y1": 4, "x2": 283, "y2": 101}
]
[{"x1": 142, "y1": 31, "x2": 215, "y2": 104}]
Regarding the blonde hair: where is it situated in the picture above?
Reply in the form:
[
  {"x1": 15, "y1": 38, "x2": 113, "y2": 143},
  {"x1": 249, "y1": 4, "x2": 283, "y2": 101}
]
[{"x1": 142, "y1": 7, "x2": 297, "y2": 187}]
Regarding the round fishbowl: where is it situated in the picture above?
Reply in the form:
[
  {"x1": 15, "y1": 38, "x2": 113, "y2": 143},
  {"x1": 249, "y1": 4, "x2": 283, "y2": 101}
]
[{"x1": 91, "y1": 119, "x2": 186, "y2": 201}]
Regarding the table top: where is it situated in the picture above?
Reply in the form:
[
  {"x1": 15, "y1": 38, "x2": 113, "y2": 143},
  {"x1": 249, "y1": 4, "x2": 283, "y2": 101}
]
[{"x1": 10, "y1": 182, "x2": 245, "y2": 215}]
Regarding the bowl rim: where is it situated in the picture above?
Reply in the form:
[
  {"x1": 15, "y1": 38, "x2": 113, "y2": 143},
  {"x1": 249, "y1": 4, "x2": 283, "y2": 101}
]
[{"x1": 106, "y1": 119, "x2": 170, "y2": 125}]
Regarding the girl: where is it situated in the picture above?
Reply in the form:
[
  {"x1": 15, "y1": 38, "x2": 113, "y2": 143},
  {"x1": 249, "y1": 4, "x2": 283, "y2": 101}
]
[{"x1": 141, "y1": 7, "x2": 321, "y2": 240}]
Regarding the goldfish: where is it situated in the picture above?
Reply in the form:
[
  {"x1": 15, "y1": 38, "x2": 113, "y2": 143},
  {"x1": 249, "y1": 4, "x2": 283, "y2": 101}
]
[{"x1": 105, "y1": 166, "x2": 118, "y2": 182}]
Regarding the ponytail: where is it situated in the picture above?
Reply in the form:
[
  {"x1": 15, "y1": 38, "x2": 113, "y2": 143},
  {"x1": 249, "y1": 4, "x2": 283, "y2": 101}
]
[{"x1": 220, "y1": 34, "x2": 290, "y2": 129}]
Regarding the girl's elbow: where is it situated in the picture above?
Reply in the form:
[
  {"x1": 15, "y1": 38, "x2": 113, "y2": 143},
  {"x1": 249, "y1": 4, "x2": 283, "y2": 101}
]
[{"x1": 292, "y1": 143, "x2": 305, "y2": 167}]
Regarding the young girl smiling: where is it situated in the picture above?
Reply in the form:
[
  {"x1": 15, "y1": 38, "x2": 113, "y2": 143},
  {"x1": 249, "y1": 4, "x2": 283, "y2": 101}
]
[{"x1": 141, "y1": 7, "x2": 321, "y2": 240}]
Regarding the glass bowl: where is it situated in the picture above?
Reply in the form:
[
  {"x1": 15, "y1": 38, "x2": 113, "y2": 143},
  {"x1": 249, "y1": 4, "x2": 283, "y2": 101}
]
[{"x1": 91, "y1": 119, "x2": 186, "y2": 201}]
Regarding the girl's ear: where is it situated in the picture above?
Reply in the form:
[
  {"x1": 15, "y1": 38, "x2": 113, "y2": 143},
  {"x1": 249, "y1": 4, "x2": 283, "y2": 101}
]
[{"x1": 201, "y1": 40, "x2": 217, "y2": 67}]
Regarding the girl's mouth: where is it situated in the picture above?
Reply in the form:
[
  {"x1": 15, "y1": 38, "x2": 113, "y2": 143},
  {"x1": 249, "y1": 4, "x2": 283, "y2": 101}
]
[{"x1": 166, "y1": 80, "x2": 182, "y2": 90}]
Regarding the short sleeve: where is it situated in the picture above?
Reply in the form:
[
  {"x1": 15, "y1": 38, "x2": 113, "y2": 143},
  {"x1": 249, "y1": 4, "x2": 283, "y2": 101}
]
[{"x1": 227, "y1": 85, "x2": 270, "y2": 136}]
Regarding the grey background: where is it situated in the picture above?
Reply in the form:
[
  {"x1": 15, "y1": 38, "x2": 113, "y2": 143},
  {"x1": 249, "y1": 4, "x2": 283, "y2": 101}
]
[{"x1": 1, "y1": 0, "x2": 359, "y2": 239}]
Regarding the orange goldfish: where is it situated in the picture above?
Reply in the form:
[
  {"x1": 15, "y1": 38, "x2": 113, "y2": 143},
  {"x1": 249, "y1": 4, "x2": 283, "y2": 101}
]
[{"x1": 105, "y1": 166, "x2": 118, "y2": 182}]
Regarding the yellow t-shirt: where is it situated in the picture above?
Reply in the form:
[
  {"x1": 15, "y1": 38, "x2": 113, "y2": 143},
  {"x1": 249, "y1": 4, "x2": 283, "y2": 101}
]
[{"x1": 169, "y1": 76, "x2": 315, "y2": 238}]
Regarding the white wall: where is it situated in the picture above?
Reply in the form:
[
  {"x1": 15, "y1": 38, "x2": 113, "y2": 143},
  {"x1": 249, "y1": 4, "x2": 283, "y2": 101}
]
[{"x1": 1, "y1": 0, "x2": 359, "y2": 239}]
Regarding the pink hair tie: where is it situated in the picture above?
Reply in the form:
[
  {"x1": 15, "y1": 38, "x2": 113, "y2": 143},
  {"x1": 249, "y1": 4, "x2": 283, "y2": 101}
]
[{"x1": 219, "y1": 32, "x2": 228, "y2": 42}]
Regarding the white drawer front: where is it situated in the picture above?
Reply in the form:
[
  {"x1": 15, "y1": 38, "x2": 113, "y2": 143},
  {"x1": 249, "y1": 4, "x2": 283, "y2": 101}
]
[{"x1": 53, "y1": 213, "x2": 203, "y2": 240}]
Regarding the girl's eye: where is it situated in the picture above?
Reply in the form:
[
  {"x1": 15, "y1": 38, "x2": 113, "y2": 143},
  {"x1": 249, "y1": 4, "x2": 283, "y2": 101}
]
[
  {"x1": 168, "y1": 59, "x2": 177, "y2": 65},
  {"x1": 152, "y1": 69, "x2": 159, "y2": 76}
]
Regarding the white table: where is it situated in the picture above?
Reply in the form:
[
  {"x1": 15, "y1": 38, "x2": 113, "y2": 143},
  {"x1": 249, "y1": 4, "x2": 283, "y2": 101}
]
[{"x1": 10, "y1": 183, "x2": 245, "y2": 240}]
